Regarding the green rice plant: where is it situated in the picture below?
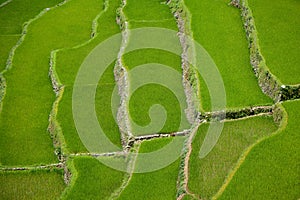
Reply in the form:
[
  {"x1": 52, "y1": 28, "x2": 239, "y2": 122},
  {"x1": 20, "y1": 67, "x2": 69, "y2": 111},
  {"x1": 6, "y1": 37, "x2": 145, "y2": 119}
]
[
  {"x1": 0, "y1": 0, "x2": 102, "y2": 165},
  {"x1": 55, "y1": 0, "x2": 122, "y2": 153},
  {"x1": 124, "y1": 49, "x2": 190, "y2": 135},
  {"x1": 0, "y1": 169, "x2": 65, "y2": 200},
  {"x1": 248, "y1": 0, "x2": 300, "y2": 85},
  {"x1": 0, "y1": 36, "x2": 18, "y2": 71},
  {"x1": 123, "y1": 49, "x2": 182, "y2": 72},
  {"x1": 238, "y1": 0, "x2": 283, "y2": 102},
  {"x1": 0, "y1": 0, "x2": 10, "y2": 5},
  {"x1": 62, "y1": 156, "x2": 125, "y2": 200},
  {"x1": 220, "y1": 100, "x2": 300, "y2": 199},
  {"x1": 123, "y1": 0, "x2": 190, "y2": 135},
  {"x1": 129, "y1": 83, "x2": 183, "y2": 134},
  {"x1": 124, "y1": 0, "x2": 177, "y2": 30},
  {"x1": 118, "y1": 138, "x2": 180, "y2": 200},
  {"x1": 182, "y1": 195, "x2": 197, "y2": 200},
  {"x1": 0, "y1": 0, "x2": 63, "y2": 71},
  {"x1": 56, "y1": 64, "x2": 122, "y2": 152},
  {"x1": 128, "y1": 20, "x2": 177, "y2": 30},
  {"x1": 0, "y1": 0, "x2": 62, "y2": 34},
  {"x1": 184, "y1": 0, "x2": 272, "y2": 111},
  {"x1": 188, "y1": 116, "x2": 278, "y2": 199}
]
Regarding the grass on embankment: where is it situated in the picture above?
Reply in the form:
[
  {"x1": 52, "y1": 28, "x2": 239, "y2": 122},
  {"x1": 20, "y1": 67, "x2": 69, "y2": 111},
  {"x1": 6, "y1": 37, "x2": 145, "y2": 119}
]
[
  {"x1": 188, "y1": 116, "x2": 278, "y2": 199},
  {"x1": 0, "y1": 0, "x2": 102, "y2": 165},
  {"x1": 248, "y1": 0, "x2": 300, "y2": 85},
  {"x1": 220, "y1": 100, "x2": 300, "y2": 199},
  {"x1": 118, "y1": 138, "x2": 180, "y2": 200},
  {"x1": 185, "y1": 0, "x2": 272, "y2": 111},
  {"x1": 0, "y1": 169, "x2": 65, "y2": 200},
  {"x1": 124, "y1": 0, "x2": 190, "y2": 135},
  {"x1": 62, "y1": 156, "x2": 125, "y2": 200},
  {"x1": 55, "y1": 0, "x2": 122, "y2": 153}
]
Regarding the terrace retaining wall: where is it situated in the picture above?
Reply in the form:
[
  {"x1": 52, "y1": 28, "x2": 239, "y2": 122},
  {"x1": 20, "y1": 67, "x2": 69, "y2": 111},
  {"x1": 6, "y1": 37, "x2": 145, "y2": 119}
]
[
  {"x1": 0, "y1": 75, "x2": 5, "y2": 112},
  {"x1": 168, "y1": 0, "x2": 201, "y2": 122},
  {"x1": 238, "y1": 0, "x2": 300, "y2": 102},
  {"x1": 115, "y1": 0, "x2": 135, "y2": 150}
]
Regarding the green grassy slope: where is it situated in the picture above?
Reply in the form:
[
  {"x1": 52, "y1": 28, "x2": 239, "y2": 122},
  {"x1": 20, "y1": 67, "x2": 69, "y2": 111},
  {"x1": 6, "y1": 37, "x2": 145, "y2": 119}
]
[
  {"x1": 185, "y1": 0, "x2": 272, "y2": 110},
  {"x1": 248, "y1": 0, "x2": 300, "y2": 85},
  {"x1": 55, "y1": 0, "x2": 122, "y2": 153},
  {"x1": 220, "y1": 100, "x2": 300, "y2": 199},
  {"x1": 62, "y1": 156, "x2": 125, "y2": 200},
  {"x1": 0, "y1": 0, "x2": 102, "y2": 165},
  {"x1": 188, "y1": 116, "x2": 278, "y2": 199},
  {"x1": 0, "y1": 170, "x2": 65, "y2": 200}
]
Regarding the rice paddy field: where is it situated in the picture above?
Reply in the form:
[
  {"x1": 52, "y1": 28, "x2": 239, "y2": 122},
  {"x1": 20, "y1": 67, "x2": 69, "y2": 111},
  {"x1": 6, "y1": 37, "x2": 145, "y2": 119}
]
[
  {"x1": 219, "y1": 100, "x2": 300, "y2": 199},
  {"x1": 55, "y1": 0, "x2": 122, "y2": 153},
  {"x1": 185, "y1": 0, "x2": 272, "y2": 110},
  {"x1": 0, "y1": 0, "x2": 299, "y2": 199},
  {"x1": 61, "y1": 156, "x2": 125, "y2": 199},
  {"x1": 123, "y1": 0, "x2": 190, "y2": 135},
  {"x1": 188, "y1": 116, "x2": 278, "y2": 199},
  {"x1": 118, "y1": 138, "x2": 180, "y2": 199},
  {"x1": 0, "y1": 169, "x2": 66, "y2": 200},
  {"x1": 248, "y1": 0, "x2": 300, "y2": 85}
]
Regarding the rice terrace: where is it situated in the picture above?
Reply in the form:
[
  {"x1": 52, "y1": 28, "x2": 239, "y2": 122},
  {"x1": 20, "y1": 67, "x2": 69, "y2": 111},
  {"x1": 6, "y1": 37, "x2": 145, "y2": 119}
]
[{"x1": 0, "y1": 0, "x2": 299, "y2": 199}]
